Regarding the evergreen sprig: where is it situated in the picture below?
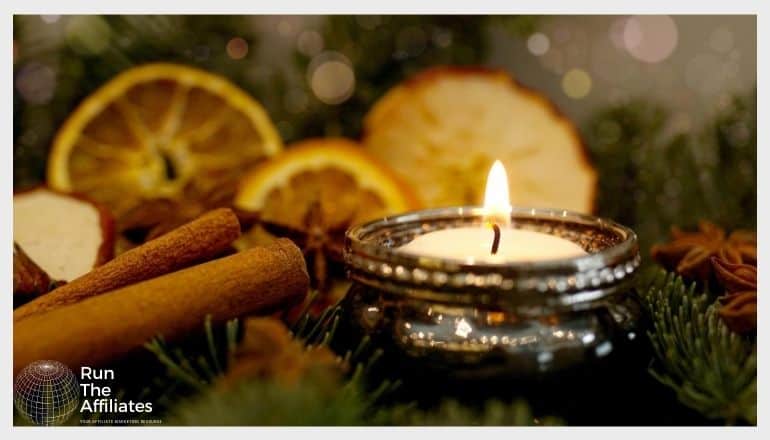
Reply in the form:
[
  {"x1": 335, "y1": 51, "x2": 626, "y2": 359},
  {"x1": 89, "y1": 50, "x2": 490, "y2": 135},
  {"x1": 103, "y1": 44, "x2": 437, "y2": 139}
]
[
  {"x1": 143, "y1": 304, "x2": 555, "y2": 426},
  {"x1": 583, "y1": 92, "x2": 756, "y2": 254},
  {"x1": 144, "y1": 316, "x2": 240, "y2": 390},
  {"x1": 381, "y1": 399, "x2": 563, "y2": 426},
  {"x1": 143, "y1": 305, "x2": 402, "y2": 425},
  {"x1": 639, "y1": 270, "x2": 756, "y2": 425},
  {"x1": 168, "y1": 370, "x2": 372, "y2": 426}
]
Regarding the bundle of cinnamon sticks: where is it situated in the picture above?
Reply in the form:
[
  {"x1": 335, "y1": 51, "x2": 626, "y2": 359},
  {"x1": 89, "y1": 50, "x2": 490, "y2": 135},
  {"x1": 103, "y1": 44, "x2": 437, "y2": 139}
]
[{"x1": 13, "y1": 208, "x2": 309, "y2": 375}]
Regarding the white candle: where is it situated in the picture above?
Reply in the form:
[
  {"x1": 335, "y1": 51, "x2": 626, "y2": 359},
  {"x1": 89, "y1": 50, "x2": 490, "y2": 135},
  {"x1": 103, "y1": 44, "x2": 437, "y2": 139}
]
[
  {"x1": 399, "y1": 160, "x2": 587, "y2": 263},
  {"x1": 399, "y1": 227, "x2": 585, "y2": 263}
]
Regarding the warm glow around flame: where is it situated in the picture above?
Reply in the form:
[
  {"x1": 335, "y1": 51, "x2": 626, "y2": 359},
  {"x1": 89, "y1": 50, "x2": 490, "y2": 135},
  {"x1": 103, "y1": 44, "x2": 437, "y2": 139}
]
[{"x1": 483, "y1": 160, "x2": 512, "y2": 227}]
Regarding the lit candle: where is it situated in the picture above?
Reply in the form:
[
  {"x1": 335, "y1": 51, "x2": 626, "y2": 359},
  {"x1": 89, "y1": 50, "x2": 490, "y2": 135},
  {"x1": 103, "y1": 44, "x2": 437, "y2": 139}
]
[{"x1": 399, "y1": 160, "x2": 587, "y2": 263}]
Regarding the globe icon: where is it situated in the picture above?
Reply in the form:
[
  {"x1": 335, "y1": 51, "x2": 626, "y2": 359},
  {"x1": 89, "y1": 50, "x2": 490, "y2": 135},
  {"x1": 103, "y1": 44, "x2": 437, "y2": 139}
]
[{"x1": 14, "y1": 360, "x2": 79, "y2": 426}]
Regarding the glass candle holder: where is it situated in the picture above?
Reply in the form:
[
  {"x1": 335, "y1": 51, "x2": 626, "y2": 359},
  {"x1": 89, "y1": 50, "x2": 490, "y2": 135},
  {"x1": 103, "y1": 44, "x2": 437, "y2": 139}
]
[{"x1": 343, "y1": 206, "x2": 642, "y2": 380}]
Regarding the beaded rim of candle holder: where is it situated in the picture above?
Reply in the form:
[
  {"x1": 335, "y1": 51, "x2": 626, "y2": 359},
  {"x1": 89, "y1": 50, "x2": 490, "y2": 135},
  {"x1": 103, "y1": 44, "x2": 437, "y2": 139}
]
[{"x1": 344, "y1": 206, "x2": 640, "y2": 310}]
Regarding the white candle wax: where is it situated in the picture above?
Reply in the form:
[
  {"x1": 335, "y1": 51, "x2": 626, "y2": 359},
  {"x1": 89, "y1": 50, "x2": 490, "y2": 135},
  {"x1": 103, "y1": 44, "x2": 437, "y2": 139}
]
[{"x1": 399, "y1": 227, "x2": 586, "y2": 263}]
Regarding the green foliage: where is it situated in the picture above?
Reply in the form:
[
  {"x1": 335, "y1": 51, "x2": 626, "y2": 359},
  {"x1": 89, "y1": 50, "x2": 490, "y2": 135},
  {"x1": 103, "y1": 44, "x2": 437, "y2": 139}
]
[
  {"x1": 143, "y1": 306, "x2": 397, "y2": 425},
  {"x1": 13, "y1": 15, "x2": 267, "y2": 187},
  {"x1": 381, "y1": 399, "x2": 563, "y2": 426},
  {"x1": 583, "y1": 92, "x2": 756, "y2": 254},
  {"x1": 697, "y1": 91, "x2": 757, "y2": 228},
  {"x1": 13, "y1": 15, "x2": 536, "y2": 187},
  {"x1": 168, "y1": 370, "x2": 371, "y2": 426},
  {"x1": 638, "y1": 270, "x2": 756, "y2": 425},
  {"x1": 140, "y1": 305, "x2": 555, "y2": 426},
  {"x1": 166, "y1": 364, "x2": 560, "y2": 426},
  {"x1": 144, "y1": 316, "x2": 240, "y2": 391},
  {"x1": 288, "y1": 16, "x2": 537, "y2": 140}
]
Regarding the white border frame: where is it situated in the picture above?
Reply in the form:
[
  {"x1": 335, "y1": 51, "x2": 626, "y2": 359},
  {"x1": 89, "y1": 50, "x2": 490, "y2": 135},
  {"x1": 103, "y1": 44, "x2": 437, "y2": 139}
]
[{"x1": 2, "y1": 1, "x2": 764, "y2": 438}]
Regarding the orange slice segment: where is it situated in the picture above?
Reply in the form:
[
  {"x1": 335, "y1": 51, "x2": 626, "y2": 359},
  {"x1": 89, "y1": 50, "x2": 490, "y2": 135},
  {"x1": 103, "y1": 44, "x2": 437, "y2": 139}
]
[
  {"x1": 47, "y1": 63, "x2": 282, "y2": 216},
  {"x1": 363, "y1": 67, "x2": 597, "y2": 213},
  {"x1": 234, "y1": 138, "x2": 418, "y2": 230}
]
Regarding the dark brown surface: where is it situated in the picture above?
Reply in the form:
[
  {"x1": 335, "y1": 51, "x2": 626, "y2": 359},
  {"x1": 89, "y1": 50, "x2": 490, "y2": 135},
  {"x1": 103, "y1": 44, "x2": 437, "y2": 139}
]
[{"x1": 12, "y1": 243, "x2": 54, "y2": 299}]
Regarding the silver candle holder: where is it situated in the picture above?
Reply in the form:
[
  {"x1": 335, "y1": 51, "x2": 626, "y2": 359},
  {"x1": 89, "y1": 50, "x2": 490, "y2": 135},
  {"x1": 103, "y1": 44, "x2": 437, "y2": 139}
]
[{"x1": 343, "y1": 206, "x2": 642, "y2": 379}]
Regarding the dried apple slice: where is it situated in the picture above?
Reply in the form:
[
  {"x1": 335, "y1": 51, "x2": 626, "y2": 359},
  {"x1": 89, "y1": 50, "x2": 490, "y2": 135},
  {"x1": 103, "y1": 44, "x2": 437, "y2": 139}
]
[
  {"x1": 13, "y1": 188, "x2": 114, "y2": 282},
  {"x1": 362, "y1": 67, "x2": 597, "y2": 213}
]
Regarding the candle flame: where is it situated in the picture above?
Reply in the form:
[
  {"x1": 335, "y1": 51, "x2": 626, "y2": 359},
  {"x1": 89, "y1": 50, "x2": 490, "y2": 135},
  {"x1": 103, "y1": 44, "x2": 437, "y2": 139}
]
[{"x1": 483, "y1": 160, "x2": 512, "y2": 227}]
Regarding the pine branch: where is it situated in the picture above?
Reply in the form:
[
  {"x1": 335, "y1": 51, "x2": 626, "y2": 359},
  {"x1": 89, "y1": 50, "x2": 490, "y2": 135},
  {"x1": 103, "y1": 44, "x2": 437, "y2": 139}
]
[
  {"x1": 149, "y1": 305, "x2": 396, "y2": 425},
  {"x1": 144, "y1": 304, "x2": 555, "y2": 426},
  {"x1": 168, "y1": 370, "x2": 372, "y2": 426},
  {"x1": 583, "y1": 92, "x2": 756, "y2": 254},
  {"x1": 380, "y1": 399, "x2": 563, "y2": 426},
  {"x1": 144, "y1": 316, "x2": 239, "y2": 390},
  {"x1": 639, "y1": 270, "x2": 756, "y2": 425}
]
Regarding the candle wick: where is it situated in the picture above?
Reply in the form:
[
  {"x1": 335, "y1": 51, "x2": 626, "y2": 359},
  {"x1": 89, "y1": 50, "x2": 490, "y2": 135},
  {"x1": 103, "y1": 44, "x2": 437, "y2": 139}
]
[{"x1": 491, "y1": 223, "x2": 501, "y2": 255}]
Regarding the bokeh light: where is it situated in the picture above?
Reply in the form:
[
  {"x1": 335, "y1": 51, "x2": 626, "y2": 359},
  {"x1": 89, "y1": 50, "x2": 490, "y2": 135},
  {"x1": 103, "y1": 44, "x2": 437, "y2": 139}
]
[
  {"x1": 623, "y1": 15, "x2": 678, "y2": 63},
  {"x1": 226, "y1": 37, "x2": 249, "y2": 60},
  {"x1": 527, "y1": 33, "x2": 550, "y2": 56},
  {"x1": 297, "y1": 30, "x2": 324, "y2": 56},
  {"x1": 709, "y1": 27, "x2": 734, "y2": 53},
  {"x1": 277, "y1": 18, "x2": 301, "y2": 37},
  {"x1": 40, "y1": 15, "x2": 60, "y2": 24},
  {"x1": 308, "y1": 51, "x2": 355, "y2": 105},
  {"x1": 66, "y1": 16, "x2": 111, "y2": 55},
  {"x1": 608, "y1": 17, "x2": 629, "y2": 50},
  {"x1": 16, "y1": 62, "x2": 57, "y2": 104},
  {"x1": 432, "y1": 28, "x2": 453, "y2": 48},
  {"x1": 561, "y1": 68, "x2": 592, "y2": 99}
]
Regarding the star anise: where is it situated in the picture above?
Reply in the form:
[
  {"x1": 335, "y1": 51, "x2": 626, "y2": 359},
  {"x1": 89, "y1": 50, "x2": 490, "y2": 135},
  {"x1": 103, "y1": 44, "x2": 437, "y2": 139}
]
[
  {"x1": 259, "y1": 201, "x2": 349, "y2": 294},
  {"x1": 651, "y1": 220, "x2": 756, "y2": 282},
  {"x1": 718, "y1": 292, "x2": 756, "y2": 334},
  {"x1": 712, "y1": 257, "x2": 756, "y2": 334},
  {"x1": 712, "y1": 257, "x2": 756, "y2": 293}
]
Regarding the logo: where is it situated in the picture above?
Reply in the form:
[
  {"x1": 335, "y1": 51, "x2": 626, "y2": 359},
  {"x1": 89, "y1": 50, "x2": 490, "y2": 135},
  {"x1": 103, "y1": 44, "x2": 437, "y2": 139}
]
[{"x1": 14, "y1": 360, "x2": 79, "y2": 426}]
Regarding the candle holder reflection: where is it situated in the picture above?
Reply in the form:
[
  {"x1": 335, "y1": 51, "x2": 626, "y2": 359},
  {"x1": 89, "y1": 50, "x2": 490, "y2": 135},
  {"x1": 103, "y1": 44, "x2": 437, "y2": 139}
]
[{"x1": 342, "y1": 206, "x2": 642, "y2": 379}]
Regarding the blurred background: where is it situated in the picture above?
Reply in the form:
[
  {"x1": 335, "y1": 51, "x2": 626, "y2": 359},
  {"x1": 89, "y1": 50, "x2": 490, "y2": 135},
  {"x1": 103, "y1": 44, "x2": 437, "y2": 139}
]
[
  {"x1": 13, "y1": 15, "x2": 757, "y2": 250},
  {"x1": 11, "y1": 16, "x2": 757, "y2": 426}
]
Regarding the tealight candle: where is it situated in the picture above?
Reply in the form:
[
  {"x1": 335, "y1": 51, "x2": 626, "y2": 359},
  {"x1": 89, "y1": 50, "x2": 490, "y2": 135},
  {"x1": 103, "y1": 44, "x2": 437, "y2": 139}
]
[
  {"x1": 344, "y1": 173, "x2": 640, "y2": 379},
  {"x1": 399, "y1": 160, "x2": 587, "y2": 263}
]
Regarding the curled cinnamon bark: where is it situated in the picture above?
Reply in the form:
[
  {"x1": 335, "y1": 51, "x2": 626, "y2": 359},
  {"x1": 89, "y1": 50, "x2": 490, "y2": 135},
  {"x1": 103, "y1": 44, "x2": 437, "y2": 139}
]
[
  {"x1": 14, "y1": 208, "x2": 241, "y2": 322},
  {"x1": 13, "y1": 239, "x2": 309, "y2": 375}
]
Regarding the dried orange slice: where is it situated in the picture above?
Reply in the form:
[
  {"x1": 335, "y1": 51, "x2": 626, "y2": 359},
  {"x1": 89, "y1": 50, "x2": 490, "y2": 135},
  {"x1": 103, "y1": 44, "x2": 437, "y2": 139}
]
[
  {"x1": 363, "y1": 67, "x2": 597, "y2": 213},
  {"x1": 47, "y1": 63, "x2": 282, "y2": 216},
  {"x1": 234, "y1": 138, "x2": 418, "y2": 229}
]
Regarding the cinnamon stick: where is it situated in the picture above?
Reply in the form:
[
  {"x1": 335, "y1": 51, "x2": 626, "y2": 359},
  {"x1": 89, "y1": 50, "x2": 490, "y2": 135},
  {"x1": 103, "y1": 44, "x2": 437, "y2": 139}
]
[
  {"x1": 13, "y1": 239, "x2": 309, "y2": 375},
  {"x1": 14, "y1": 208, "x2": 241, "y2": 322}
]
